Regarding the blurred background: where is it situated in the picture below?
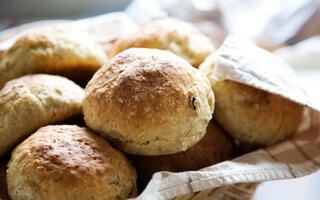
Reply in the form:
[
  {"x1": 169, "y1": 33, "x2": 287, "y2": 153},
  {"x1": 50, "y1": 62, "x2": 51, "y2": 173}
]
[
  {"x1": 0, "y1": 0, "x2": 130, "y2": 27},
  {"x1": 1, "y1": 0, "x2": 320, "y2": 48},
  {"x1": 0, "y1": 0, "x2": 130, "y2": 18},
  {"x1": 0, "y1": 0, "x2": 319, "y2": 199}
]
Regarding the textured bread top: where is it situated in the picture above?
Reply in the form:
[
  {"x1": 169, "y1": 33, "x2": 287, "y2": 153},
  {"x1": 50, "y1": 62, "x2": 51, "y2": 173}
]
[
  {"x1": 7, "y1": 125, "x2": 137, "y2": 200},
  {"x1": 199, "y1": 54, "x2": 304, "y2": 146},
  {"x1": 0, "y1": 74, "x2": 83, "y2": 157},
  {"x1": 110, "y1": 17, "x2": 215, "y2": 67},
  {"x1": 211, "y1": 80, "x2": 304, "y2": 146},
  {"x1": 84, "y1": 48, "x2": 214, "y2": 155},
  {"x1": 0, "y1": 24, "x2": 108, "y2": 88}
]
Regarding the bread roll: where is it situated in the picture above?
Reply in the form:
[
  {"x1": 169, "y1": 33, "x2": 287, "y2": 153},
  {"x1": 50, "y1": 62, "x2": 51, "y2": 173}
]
[
  {"x1": 211, "y1": 80, "x2": 303, "y2": 146},
  {"x1": 0, "y1": 74, "x2": 83, "y2": 157},
  {"x1": 84, "y1": 48, "x2": 214, "y2": 155},
  {"x1": 199, "y1": 53, "x2": 304, "y2": 146},
  {"x1": 0, "y1": 25, "x2": 107, "y2": 88},
  {"x1": 130, "y1": 121, "x2": 234, "y2": 190},
  {"x1": 110, "y1": 17, "x2": 215, "y2": 67},
  {"x1": 7, "y1": 125, "x2": 137, "y2": 200}
]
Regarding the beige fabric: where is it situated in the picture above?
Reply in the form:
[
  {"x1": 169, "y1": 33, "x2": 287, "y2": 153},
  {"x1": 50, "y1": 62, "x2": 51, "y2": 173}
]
[
  {"x1": 131, "y1": 36, "x2": 320, "y2": 200},
  {"x1": 133, "y1": 108, "x2": 320, "y2": 200}
]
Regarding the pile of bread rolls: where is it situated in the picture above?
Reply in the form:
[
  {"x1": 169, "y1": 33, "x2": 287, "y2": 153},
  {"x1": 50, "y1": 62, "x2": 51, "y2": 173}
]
[{"x1": 0, "y1": 17, "x2": 303, "y2": 200}]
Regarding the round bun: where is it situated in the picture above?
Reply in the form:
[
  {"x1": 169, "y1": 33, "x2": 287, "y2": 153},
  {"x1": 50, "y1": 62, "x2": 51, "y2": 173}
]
[
  {"x1": 211, "y1": 80, "x2": 304, "y2": 146},
  {"x1": 83, "y1": 48, "x2": 214, "y2": 155},
  {"x1": 130, "y1": 121, "x2": 234, "y2": 189},
  {"x1": 0, "y1": 24, "x2": 108, "y2": 88},
  {"x1": 7, "y1": 125, "x2": 137, "y2": 200},
  {"x1": 110, "y1": 17, "x2": 215, "y2": 67},
  {"x1": 0, "y1": 74, "x2": 83, "y2": 157}
]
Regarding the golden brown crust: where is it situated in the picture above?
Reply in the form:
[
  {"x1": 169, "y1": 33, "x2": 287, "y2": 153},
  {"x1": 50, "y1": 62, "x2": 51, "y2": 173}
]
[
  {"x1": 212, "y1": 80, "x2": 304, "y2": 146},
  {"x1": 0, "y1": 74, "x2": 84, "y2": 157},
  {"x1": 83, "y1": 48, "x2": 214, "y2": 155},
  {"x1": 0, "y1": 24, "x2": 108, "y2": 89},
  {"x1": 130, "y1": 121, "x2": 234, "y2": 190},
  {"x1": 7, "y1": 125, "x2": 137, "y2": 200},
  {"x1": 110, "y1": 17, "x2": 215, "y2": 67}
]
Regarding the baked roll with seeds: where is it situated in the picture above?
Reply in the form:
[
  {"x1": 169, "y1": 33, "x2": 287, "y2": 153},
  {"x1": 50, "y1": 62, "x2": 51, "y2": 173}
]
[
  {"x1": 0, "y1": 25, "x2": 107, "y2": 88},
  {"x1": 199, "y1": 58, "x2": 304, "y2": 146},
  {"x1": 84, "y1": 48, "x2": 214, "y2": 155},
  {"x1": 110, "y1": 17, "x2": 215, "y2": 68},
  {"x1": 7, "y1": 125, "x2": 137, "y2": 200},
  {"x1": 0, "y1": 74, "x2": 83, "y2": 157}
]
